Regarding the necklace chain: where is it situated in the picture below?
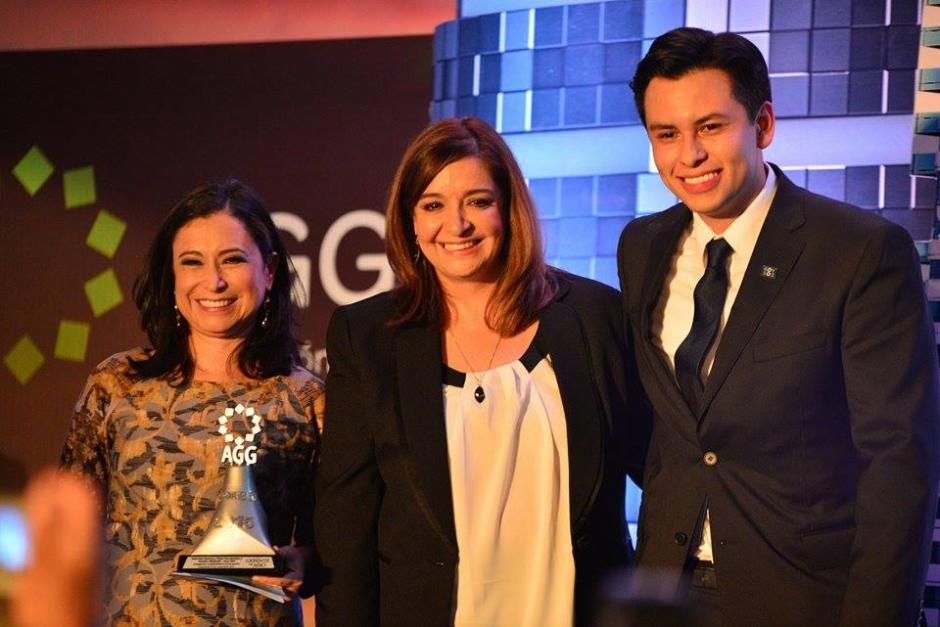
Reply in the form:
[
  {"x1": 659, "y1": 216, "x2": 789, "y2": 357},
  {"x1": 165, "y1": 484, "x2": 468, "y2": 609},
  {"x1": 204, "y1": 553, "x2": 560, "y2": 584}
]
[{"x1": 449, "y1": 329, "x2": 502, "y2": 401}]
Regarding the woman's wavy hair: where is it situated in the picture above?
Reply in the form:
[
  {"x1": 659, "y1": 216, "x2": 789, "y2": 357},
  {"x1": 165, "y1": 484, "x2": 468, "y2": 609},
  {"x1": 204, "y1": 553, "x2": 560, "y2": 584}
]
[
  {"x1": 130, "y1": 178, "x2": 300, "y2": 382},
  {"x1": 385, "y1": 117, "x2": 557, "y2": 334}
]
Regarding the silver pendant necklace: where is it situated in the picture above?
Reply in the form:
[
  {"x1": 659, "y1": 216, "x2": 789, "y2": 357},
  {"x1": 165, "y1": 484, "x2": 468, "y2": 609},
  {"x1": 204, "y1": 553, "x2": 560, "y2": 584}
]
[{"x1": 449, "y1": 330, "x2": 503, "y2": 403}]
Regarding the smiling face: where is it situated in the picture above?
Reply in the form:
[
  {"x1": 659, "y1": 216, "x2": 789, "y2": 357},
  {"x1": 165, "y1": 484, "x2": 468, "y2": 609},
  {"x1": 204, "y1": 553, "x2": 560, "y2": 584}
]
[
  {"x1": 644, "y1": 68, "x2": 774, "y2": 232},
  {"x1": 412, "y1": 156, "x2": 505, "y2": 290},
  {"x1": 172, "y1": 211, "x2": 275, "y2": 342}
]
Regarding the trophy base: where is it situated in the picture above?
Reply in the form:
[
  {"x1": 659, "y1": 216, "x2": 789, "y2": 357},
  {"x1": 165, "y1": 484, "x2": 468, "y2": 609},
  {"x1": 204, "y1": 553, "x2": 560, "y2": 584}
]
[{"x1": 176, "y1": 553, "x2": 284, "y2": 576}]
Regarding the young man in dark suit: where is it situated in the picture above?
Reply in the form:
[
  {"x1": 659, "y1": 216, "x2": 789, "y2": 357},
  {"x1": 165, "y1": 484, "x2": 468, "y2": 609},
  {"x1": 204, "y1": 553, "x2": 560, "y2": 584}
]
[{"x1": 617, "y1": 27, "x2": 939, "y2": 626}]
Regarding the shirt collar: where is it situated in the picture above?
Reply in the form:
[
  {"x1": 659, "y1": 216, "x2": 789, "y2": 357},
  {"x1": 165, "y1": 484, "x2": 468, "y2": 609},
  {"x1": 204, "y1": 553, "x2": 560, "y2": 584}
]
[{"x1": 689, "y1": 164, "x2": 777, "y2": 263}]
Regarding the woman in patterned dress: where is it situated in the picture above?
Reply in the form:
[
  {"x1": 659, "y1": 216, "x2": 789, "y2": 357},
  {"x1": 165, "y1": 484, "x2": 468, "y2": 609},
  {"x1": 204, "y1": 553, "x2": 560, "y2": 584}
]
[{"x1": 61, "y1": 179, "x2": 322, "y2": 626}]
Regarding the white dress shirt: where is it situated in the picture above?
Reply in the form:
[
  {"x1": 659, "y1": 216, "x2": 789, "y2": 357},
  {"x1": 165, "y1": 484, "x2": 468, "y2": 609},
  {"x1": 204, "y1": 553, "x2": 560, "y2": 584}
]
[{"x1": 651, "y1": 165, "x2": 777, "y2": 562}]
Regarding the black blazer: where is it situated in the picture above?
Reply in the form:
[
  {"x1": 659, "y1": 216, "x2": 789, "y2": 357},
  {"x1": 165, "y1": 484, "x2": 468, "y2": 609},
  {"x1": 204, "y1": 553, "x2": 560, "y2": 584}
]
[
  {"x1": 617, "y1": 166, "x2": 940, "y2": 626},
  {"x1": 314, "y1": 272, "x2": 649, "y2": 626}
]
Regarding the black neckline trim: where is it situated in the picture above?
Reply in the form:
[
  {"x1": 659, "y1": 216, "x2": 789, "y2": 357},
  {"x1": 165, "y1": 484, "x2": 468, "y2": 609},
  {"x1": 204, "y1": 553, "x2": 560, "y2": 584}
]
[{"x1": 442, "y1": 333, "x2": 545, "y2": 388}]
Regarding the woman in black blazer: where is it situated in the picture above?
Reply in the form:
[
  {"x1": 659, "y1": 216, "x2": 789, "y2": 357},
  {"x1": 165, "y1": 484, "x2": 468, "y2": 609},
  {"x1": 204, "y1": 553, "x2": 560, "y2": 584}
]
[{"x1": 314, "y1": 117, "x2": 649, "y2": 627}]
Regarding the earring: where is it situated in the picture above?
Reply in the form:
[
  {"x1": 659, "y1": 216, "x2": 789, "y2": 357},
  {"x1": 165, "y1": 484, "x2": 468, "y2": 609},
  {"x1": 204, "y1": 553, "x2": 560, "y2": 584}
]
[
  {"x1": 174, "y1": 304, "x2": 181, "y2": 328},
  {"x1": 413, "y1": 235, "x2": 422, "y2": 264},
  {"x1": 260, "y1": 296, "x2": 271, "y2": 329}
]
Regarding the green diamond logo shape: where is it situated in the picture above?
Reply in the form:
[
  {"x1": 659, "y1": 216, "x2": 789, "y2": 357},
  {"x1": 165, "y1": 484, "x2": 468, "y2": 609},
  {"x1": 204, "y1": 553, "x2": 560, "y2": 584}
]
[
  {"x1": 4, "y1": 335, "x2": 45, "y2": 385},
  {"x1": 84, "y1": 268, "x2": 123, "y2": 317},
  {"x1": 63, "y1": 165, "x2": 96, "y2": 209},
  {"x1": 54, "y1": 320, "x2": 91, "y2": 362},
  {"x1": 12, "y1": 145, "x2": 54, "y2": 196},
  {"x1": 86, "y1": 210, "x2": 127, "y2": 258}
]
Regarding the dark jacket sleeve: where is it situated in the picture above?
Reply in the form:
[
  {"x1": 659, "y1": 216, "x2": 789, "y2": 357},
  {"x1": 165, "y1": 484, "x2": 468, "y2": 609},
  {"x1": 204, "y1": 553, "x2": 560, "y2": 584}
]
[
  {"x1": 837, "y1": 224, "x2": 940, "y2": 626},
  {"x1": 561, "y1": 272, "x2": 651, "y2": 488},
  {"x1": 314, "y1": 307, "x2": 383, "y2": 627},
  {"x1": 613, "y1": 229, "x2": 654, "y2": 488},
  {"x1": 598, "y1": 277, "x2": 650, "y2": 488}
]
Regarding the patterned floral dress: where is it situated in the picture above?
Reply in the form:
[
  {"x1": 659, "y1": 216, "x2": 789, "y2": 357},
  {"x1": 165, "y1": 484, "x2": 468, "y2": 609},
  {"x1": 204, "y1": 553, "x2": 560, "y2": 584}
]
[{"x1": 61, "y1": 349, "x2": 323, "y2": 626}]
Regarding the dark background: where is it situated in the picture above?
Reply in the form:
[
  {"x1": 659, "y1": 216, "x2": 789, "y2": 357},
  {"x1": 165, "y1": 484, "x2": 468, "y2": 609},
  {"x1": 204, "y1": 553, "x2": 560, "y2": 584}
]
[{"x1": 0, "y1": 37, "x2": 432, "y2": 475}]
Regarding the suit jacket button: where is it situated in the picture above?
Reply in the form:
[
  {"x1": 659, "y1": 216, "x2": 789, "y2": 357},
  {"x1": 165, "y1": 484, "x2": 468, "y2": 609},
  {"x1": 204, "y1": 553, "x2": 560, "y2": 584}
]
[
  {"x1": 703, "y1": 451, "x2": 718, "y2": 466},
  {"x1": 674, "y1": 532, "x2": 688, "y2": 546}
]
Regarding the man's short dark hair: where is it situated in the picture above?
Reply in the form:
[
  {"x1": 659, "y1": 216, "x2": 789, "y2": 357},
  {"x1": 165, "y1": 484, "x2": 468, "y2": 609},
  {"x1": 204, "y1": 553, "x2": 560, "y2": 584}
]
[{"x1": 630, "y1": 27, "x2": 772, "y2": 125}]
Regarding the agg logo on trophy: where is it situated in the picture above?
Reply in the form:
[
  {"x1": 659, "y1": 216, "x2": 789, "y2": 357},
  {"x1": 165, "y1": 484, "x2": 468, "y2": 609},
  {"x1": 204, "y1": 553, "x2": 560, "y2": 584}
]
[
  {"x1": 175, "y1": 403, "x2": 282, "y2": 576},
  {"x1": 220, "y1": 404, "x2": 260, "y2": 465}
]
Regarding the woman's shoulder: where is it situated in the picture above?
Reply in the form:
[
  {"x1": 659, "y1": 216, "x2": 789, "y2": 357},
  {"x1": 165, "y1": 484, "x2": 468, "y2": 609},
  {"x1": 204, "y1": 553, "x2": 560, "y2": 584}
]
[
  {"x1": 86, "y1": 347, "x2": 149, "y2": 383},
  {"x1": 282, "y1": 366, "x2": 325, "y2": 395},
  {"x1": 89, "y1": 347, "x2": 146, "y2": 370},
  {"x1": 279, "y1": 364, "x2": 324, "y2": 404},
  {"x1": 273, "y1": 368, "x2": 325, "y2": 431},
  {"x1": 332, "y1": 290, "x2": 397, "y2": 326},
  {"x1": 547, "y1": 271, "x2": 625, "y2": 344},
  {"x1": 75, "y1": 348, "x2": 160, "y2": 404},
  {"x1": 327, "y1": 290, "x2": 400, "y2": 347},
  {"x1": 326, "y1": 291, "x2": 411, "y2": 371},
  {"x1": 551, "y1": 270, "x2": 622, "y2": 308}
]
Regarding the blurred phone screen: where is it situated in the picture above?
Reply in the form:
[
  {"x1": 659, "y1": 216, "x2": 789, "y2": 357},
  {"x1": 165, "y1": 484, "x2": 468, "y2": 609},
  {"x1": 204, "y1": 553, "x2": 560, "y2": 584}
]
[{"x1": 0, "y1": 496, "x2": 28, "y2": 597}]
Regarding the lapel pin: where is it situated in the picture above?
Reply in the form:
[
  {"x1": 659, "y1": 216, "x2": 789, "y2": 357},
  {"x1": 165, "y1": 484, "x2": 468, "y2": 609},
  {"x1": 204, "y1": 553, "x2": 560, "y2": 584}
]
[{"x1": 760, "y1": 265, "x2": 778, "y2": 280}]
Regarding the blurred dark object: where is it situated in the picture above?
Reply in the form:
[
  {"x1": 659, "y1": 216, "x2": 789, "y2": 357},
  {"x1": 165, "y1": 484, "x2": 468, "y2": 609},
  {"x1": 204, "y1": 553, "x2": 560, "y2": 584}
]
[
  {"x1": 0, "y1": 453, "x2": 27, "y2": 493},
  {"x1": 594, "y1": 566, "x2": 704, "y2": 627}
]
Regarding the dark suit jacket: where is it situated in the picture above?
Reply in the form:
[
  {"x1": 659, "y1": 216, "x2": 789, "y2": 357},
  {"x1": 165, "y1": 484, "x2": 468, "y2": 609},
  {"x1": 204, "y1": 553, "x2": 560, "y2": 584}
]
[
  {"x1": 617, "y1": 166, "x2": 940, "y2": 626},
  {"x1": 314, "y1": 272, "x2": 650, "y2": 626}
]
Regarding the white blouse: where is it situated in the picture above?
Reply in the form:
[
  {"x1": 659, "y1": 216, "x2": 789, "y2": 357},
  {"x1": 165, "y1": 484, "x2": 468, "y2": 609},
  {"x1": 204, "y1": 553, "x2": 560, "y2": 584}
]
[{"x1": 443, "y1": 341, "x2": 575, "y2": 627}]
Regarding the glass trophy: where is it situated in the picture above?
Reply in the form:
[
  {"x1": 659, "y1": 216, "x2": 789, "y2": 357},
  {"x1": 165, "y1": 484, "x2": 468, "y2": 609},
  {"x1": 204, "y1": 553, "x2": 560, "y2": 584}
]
[{"x1": 176, "y1": 403, "x2": 282, "y2": 576}]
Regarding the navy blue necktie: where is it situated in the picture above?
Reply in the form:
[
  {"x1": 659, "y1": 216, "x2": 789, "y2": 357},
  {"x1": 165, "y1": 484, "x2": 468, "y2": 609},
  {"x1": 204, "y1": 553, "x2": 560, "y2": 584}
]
[{"x1": 674, "y1": 238, "x2": 733, "y2": 414}]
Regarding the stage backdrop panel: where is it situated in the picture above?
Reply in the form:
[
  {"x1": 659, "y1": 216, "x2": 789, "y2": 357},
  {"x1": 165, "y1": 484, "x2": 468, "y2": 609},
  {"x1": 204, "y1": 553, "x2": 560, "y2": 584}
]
[{"x1": 0, "y1": 37, "x2": 431, "y2": 475}]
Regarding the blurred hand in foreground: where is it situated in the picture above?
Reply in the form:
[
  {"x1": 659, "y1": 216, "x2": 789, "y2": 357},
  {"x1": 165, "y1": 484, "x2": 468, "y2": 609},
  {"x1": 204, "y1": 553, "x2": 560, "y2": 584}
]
[{"x1": 11, "y1": 469, "x2": 101, "y2": 627}]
